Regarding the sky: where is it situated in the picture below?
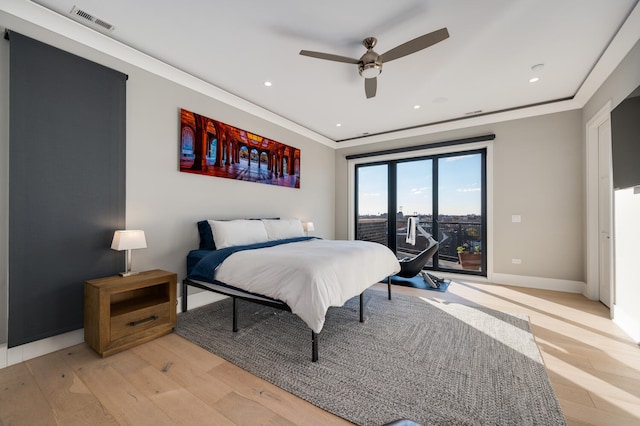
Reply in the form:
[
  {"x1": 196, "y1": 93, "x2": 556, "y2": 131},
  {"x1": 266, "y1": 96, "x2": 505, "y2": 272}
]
[{"x1": 357, "y1": 153, "x2": 481, "y2": 216}]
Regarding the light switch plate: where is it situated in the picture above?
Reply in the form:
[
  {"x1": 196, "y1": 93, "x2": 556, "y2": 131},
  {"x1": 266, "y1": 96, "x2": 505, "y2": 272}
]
[{"x1": 512, "y1": 215, "x2": 521, "y2": 223}]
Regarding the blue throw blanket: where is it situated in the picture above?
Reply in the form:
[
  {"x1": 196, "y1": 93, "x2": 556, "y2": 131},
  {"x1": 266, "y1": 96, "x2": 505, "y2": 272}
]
[{"x1": 189, "y1": 236, "x2": 316, "y2": 283}]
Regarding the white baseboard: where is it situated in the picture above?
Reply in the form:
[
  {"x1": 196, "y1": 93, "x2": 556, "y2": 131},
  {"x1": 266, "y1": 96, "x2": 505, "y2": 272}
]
[
  {"x1": 5, "y1": 328, "x2": 84, "y2": 367},
  {"x1": 0, "y1": 290, "x2": 227, "y2": 371},
  {"x1": 0, "y1": 274, "x2": 583, "y2": 370},
  {"x1": 0, "y1": 343, "x2": 7, "y2": 369},
  {"x1": 490, "y1": 272, "x2": 586, "y2": 293},
  {"x1": 612, "y1": 303, "x2": 640, "y2": 344},
  {"x1": 406, "y1": 271, "x2": 585, "y2": 294},
  {"x1": 177, "y1": 289, "x2": 227, "y2": 312},
  {"x1": 427, "y1": 272, "x2": 488, "y2": 286}
]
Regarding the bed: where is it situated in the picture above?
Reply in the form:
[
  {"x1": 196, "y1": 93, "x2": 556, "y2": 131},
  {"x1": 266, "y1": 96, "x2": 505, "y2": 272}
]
[{"x1": 182, "y1": 218, "x2": 401, "y2": 361}]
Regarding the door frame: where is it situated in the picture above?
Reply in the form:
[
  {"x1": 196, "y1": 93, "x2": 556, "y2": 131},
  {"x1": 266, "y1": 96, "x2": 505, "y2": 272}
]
[{"x1": 585, "y1": 101, "x2": 614, "y2": 306}]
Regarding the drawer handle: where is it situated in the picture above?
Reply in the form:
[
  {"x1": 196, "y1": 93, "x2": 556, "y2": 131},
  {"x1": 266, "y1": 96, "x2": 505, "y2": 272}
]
[{"x1": 129, "y1": 315, "x2": 158, "y2": 327}]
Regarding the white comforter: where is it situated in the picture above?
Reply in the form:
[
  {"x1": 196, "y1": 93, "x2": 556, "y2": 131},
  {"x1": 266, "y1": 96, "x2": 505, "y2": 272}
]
[{"x1": 214, "y1": 239, "x2": 400, "y2": 333}]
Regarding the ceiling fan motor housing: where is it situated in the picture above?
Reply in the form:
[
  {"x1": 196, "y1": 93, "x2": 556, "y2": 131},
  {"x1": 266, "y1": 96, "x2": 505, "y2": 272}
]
[{"x1": 359, "y1": 50, "x2": 382, "y2": 78}]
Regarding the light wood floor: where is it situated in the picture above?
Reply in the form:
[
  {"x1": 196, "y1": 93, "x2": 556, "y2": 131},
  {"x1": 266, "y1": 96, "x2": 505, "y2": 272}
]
[{"x1": 1, "y1": 280, "x2": 639, "y2": 425}]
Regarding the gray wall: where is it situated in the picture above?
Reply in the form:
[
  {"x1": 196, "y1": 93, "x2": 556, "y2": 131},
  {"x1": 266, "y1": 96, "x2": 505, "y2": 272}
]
[
  {"x1": 583, "y1": 39, "x2": 640, "y2": 341},
  {"x1": 124, "y1": 69, "x2": 336, "y2": 279},
  {"x1": 2, "y1": 2, "x2": 636, "y2": 351},
  {"x1": 0, "y1": 15, "x2": 335, "y2": 349},
  {"x1": 0, "y1": 31, "x2": 8, "y2": 347},
  {"x1": 335, "y1": 110, "x2": 584, "y2": 282},
  {"x1": 8, "y1": 32, "x2": 126, "y2": 347}
]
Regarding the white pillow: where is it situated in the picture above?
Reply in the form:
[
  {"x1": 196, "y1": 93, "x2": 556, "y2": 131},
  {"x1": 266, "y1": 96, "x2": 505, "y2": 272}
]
[
  {"x1": 208, "y1": 219, "x2": 269, "y2": 249},
  {"x1": 262, "y1": 219, "x2": 305, "y2": 240}
]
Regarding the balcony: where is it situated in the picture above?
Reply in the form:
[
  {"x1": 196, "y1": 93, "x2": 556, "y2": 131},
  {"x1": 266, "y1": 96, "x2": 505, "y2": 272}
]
[{"x1": 357, "y1": 215, "x2": 484, "y2": 274}]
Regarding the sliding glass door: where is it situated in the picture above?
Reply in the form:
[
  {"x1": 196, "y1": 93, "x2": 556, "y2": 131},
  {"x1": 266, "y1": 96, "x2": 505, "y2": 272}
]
[
  {"x1": 437, "y1": 153, "x2": 485, "y2": 273},
  {"x1": 396, "y1": 159, "x2": 433, "y2": 267},
  {"x1": 355, "y1": 164, "x2": 389, "y2": 246},
  {"x1": 355, "y1": 149, "x2": 486, "y2": 276}
]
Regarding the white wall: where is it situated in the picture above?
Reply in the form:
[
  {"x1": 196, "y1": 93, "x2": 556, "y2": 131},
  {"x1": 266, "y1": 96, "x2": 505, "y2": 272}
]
[
  {"x1": 583, "y1": 39, "x2": 640, "y2": 343},
  {"x1": 124, "y1": 68, "x2": 335, "y2": 281},
  {"x1": 2, "y1": 0, "x2": 636, "y2": 361},
  {"x1": 613, "y1": 188, "x2": 640, "y2": 342},
  {"x1": 0, "y1": 10, "x2": 335, "y2": 362},
  {"x1": 335, "y1": 110, "x2": 585, "y2": 289}
]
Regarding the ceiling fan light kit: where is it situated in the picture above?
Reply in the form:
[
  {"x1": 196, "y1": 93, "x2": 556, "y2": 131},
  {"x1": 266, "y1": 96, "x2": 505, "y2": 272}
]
[
  {"x1": 359, "y1": 61, "x2": 382, "y2": 79},
  {"x1": 299, "y1": 28, "x2": 449, "y2": 99}
]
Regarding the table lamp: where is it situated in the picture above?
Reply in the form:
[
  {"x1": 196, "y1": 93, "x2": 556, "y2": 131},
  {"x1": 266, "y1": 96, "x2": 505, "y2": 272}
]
[
  {"x1": 111, "y1": 230, "x2": 147, "y2": 276},
  {"x1": 304, "y1": 222, "x2": 315, "y2": 236}
]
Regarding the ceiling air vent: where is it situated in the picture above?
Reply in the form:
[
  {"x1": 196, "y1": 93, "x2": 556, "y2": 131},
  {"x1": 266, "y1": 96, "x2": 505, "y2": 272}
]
[{"x1": 69, "y1": 5, "x2": 115, "y2": 32}]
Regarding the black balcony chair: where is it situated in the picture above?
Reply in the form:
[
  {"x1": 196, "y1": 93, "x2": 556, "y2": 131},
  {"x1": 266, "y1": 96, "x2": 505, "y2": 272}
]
[{"x1": 397, "y1": 237, "x2": 446, "y2": 288}]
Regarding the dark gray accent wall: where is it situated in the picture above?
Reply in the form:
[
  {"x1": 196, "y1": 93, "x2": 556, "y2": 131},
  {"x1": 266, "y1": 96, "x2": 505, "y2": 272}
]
[{"x1": 8, "y1": 32, "x2": 126, "y2": 347}]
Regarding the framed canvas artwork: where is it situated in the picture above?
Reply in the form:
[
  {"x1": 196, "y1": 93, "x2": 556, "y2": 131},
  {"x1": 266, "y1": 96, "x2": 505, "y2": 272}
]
[{"x1": 179, "y1": 108, "x2": 300, "y2": 188}]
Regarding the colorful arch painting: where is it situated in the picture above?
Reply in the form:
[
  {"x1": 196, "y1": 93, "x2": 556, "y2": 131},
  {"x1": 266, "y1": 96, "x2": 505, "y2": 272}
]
[{"x1": 179, "y1": 108, "x2": 301, "y2": 189}]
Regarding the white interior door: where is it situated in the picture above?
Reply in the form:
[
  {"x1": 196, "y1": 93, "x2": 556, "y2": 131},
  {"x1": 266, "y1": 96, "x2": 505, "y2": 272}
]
[{"x1": 597, "y1": 119, "x2": 613, "y2": 307}]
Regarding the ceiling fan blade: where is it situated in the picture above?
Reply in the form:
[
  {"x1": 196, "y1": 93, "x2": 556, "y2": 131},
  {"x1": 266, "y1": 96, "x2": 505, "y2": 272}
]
[
  {"x1": 380, "y1": 27, "x2": 449, "y2": 63},
  {"x1": 299, "y1": 50, "x2": 359, "y2": 64},
  {"x1": 365, "y1": 77, "x2": 377, "y2": 99}
]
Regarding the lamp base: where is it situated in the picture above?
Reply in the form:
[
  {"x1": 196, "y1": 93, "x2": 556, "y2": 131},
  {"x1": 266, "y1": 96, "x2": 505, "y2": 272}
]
[{"x1": 119, "y1": 271, "x2": 140, "y2": 277}]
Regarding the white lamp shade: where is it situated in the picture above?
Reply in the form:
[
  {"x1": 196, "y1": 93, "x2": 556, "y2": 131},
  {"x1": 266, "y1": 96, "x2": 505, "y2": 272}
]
[
  {"x1": 305, "y1": 222, "x2": 315, "y2": 232},
  {"x1": 111, "y1": 230, "x2": 147, "y2": 250}
]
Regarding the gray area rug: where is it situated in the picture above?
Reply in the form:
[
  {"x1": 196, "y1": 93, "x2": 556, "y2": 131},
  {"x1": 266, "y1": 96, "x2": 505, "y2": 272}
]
[{"x1": 175, "y1": 291, "x2": 566, "y2": 426}]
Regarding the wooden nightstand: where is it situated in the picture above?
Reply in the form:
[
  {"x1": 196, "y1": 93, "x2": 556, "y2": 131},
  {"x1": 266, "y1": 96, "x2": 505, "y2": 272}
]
[{"x1": 84, "y1": 269, "x2": 177, "y2": 357}]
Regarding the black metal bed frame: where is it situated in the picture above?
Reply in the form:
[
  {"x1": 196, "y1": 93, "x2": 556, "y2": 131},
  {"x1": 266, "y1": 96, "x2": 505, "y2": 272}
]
[{"x1": 181, "y1": 277, "x2": 392, "y2": 362}]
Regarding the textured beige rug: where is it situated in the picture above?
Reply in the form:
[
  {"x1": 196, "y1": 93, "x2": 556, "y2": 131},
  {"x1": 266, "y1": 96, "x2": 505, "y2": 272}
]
[{"x1": 176, "y1": 291, "x2": 565, "y2": 426}]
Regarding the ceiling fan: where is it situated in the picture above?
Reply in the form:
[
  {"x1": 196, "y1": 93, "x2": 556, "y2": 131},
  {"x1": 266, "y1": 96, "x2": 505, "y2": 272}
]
[{"x1": 299, "y1": 27, "x2": 449, "y2": 99}]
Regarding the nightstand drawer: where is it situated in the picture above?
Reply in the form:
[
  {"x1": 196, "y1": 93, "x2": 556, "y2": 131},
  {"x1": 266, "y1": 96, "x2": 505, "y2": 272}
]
[{"x1": 110, "y1": 301, "x2": 171, "y2": 340}]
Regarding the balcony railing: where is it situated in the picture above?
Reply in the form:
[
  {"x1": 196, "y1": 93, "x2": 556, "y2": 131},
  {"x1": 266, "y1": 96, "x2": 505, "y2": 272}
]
[{"x1": 357, "y1": 215, "x2": 483, "y2": 272}]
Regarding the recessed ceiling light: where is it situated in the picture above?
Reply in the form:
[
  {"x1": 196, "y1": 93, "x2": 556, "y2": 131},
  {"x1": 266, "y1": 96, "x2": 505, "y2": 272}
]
[
  {"x1": 413, "y1": 105, "x2": 421, "y2": 109},
  {"x1": 529, "y1": 77, "x2": 539, "y2": 83},
  {"x1": 336, "y1": 123, "x2": 342, "y2": 127},
  {"x1": 264, "y1": 81, "x2": 272, "y2": 87}
]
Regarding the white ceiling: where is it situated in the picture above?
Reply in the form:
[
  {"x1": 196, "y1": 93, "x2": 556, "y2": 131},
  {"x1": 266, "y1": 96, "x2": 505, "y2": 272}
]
[{"x1": 26, "y1": 0, "x2": 640, "y2": 143}]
